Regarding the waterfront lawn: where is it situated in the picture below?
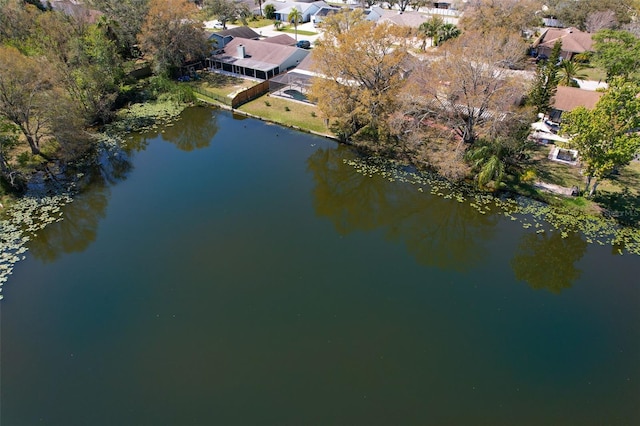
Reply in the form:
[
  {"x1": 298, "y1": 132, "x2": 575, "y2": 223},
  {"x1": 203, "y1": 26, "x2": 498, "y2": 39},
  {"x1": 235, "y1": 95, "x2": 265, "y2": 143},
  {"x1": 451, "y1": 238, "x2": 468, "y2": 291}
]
[
  {"x1": 529, "y1": 144, "x2": 583, "y2": 188},
  {"x1": 594, "y1": 161, "x2": 640, "y2": 222},
  {"x1": 191, "y1": 72, "x2": 255, "y2": 98},
  {"x1": 526, "y1": 144, "x2": 640, "y2": 217},
  {"x1": 238, "y1": 95, "x2": 332, "y2": 136}
]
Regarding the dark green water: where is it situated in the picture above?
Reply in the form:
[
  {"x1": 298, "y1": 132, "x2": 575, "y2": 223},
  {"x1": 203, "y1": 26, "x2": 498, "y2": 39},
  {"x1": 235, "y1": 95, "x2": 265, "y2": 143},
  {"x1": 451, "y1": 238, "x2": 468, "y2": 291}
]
[{"x1": 1, "y1": 107, "x2": 639, "y2": 425}]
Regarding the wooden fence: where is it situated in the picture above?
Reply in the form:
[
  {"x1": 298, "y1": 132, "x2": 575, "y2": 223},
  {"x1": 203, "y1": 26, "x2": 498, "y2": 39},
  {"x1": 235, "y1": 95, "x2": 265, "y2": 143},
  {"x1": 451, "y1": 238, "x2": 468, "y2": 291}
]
[
  {"x1": 231, "y1": 81, "x2": 270, "y2": 108},
  {"x1": 192, "y1": 80, "x2": 270, "y2": 109}
]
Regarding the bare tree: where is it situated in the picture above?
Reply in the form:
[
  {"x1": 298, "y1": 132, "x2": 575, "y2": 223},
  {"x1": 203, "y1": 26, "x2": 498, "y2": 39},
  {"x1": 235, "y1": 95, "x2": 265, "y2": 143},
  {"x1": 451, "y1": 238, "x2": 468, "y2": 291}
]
[
  {"x1": 404, "y1": 30, "x2": 528, "y2": 145},
  {"x1": 460, "y1": 0, "x2": 542, "y2": 34},
  {"x1": 585, "y1": 10, "x2": 618, "y2": 33}
]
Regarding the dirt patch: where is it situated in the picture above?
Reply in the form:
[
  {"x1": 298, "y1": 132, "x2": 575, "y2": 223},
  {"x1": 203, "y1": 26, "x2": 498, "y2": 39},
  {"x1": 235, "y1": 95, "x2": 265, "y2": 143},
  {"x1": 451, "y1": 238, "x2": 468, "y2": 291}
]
[{"x1": 533, "y1": 181, "x2": 576, "y2": 196}]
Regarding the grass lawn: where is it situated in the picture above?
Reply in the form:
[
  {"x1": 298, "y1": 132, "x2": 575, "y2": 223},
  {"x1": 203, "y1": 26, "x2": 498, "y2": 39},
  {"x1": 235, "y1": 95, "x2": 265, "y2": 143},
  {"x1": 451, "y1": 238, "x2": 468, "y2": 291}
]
[
  {"x1": 238, "y1": 95, "x2": 332, "y2": 136},
  {"x1": 525, "y1": 143, "x2": 640, "y2": 218},
  {"x1": 245, "y1": 18, "x2": 274, "y2": 28},
  {"x1": 528, "y1": 144, "x2": 584, "y2": 188},
  {"x1": 598, "y1": 161, "x2": 640, "y2": 196},
  {"x1": 190, "y1": 72, "x2": 256, "y2": 98},
  {"x1": 277, "y1": 27, "x2": 317, "y2": 36},
  {"x1": 580, "y1": 65, "x2": 607, "y2": 82},
  {"x1": 593, "y1": 161, "x2": 640, "y2": 221}
]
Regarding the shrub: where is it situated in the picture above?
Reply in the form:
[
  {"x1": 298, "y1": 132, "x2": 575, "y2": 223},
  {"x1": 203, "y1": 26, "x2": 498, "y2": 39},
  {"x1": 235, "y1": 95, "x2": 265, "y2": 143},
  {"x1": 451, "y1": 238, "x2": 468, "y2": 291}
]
[
  {"x1": 264, "y1": 4, "x2": 276, "y2": 20},
  {"x1": 284, "y1": 106, "x2": 290, "y2": 111},
  {"x1": 265, "y1": 100, "x2": 271, "y2": 107},
  {"x1": 17, "y1": 152, "x2": 30, "y2": 166},
  {"x1": 520, "y1": 169, "x2": 538, "y2": 183}
]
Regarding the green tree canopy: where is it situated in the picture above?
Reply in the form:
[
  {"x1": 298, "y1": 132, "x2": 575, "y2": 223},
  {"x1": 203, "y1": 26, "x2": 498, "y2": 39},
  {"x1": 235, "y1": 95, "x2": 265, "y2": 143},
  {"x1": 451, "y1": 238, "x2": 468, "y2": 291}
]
[
  {"x1": 592, "y1": 29, "x2": 640, "y2": 82},
  {"x1": 205, "y1": 0, "x2": 251, "y2": 29},
  {"x1": 138, "y1": 0, "x2": 209, "y2": 76},
  {"x1": 88, "y1": 0, "x2": 150, "y2": 58},
  {"x1": 562, "y1": 79, "x2": 640, "y2": 196},
  {"x1": 528, "y1": 40, "x2": 562, "y2": 114}
]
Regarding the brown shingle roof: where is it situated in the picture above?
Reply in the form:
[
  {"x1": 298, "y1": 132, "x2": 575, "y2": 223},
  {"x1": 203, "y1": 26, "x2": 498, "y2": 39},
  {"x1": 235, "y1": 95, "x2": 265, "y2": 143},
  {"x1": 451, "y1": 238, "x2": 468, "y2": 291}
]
[
  {"x1": 212, "y1": 38, "x2": 302, "y2": 71},
  {"x1": 533, "y1": 27, "x2": 594, "y2": 54},
  {"x1": 552, "y1": 86, "x2": 603, "y2": 112},
  {"x1": 262, "y1": 34, "x2": 297, "y2": 46}
]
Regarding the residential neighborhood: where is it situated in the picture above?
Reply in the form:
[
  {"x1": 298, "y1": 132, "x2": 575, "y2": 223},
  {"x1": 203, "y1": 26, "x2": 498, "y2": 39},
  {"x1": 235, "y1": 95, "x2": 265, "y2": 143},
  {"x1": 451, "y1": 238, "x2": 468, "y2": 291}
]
[
  {"x1": 2, "y1": 0, "x2": 638, "y2": 201},
  {"x1": 1, "y1": 2, "x2": 640, "y2": 425}
]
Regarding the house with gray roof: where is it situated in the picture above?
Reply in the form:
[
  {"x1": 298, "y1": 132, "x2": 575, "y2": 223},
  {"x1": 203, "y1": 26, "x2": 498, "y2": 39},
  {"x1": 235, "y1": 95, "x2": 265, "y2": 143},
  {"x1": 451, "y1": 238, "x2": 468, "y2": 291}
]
[
  {"x1": 312, "y1": 6, "x2": 341, "y2": 26},
  {"x1": 366, "y1": 6, "x2": 428, "y2": 29},
  {"x1": 208, "y1": 27, "x2": 261, "y2": 49},
  {"x1": 208, "y1": 37, "x2": 310, "y2": 80},
  {"x1": 262, "y1": 1, "x2": 330, "y2": 22}
]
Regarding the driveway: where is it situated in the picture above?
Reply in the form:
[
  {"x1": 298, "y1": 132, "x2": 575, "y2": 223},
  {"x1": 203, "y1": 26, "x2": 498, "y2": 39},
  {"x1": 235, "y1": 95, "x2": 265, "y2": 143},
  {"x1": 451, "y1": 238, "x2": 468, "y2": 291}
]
[{"x1": 230, "y1": 21, "x2": 324, "y2": 45}]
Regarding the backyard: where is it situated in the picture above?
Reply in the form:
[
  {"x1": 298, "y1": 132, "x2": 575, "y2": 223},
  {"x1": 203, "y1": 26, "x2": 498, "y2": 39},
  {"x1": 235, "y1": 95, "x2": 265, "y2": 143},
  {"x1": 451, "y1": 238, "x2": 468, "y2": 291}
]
[
  {"x1": 238, "y1": 95, "x2": 331, "y2": 136},
  {"x1": 524, "y1": 143, "x2": 640, "y2": 219},
  {"x1": 190, "y1": 72, "x2": 256, "y2": 100}
]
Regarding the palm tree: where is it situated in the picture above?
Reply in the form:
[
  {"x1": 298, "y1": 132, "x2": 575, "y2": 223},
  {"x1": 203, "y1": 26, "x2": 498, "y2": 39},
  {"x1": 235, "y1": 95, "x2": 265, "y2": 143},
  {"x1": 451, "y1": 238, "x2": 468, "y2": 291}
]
[
  {"x1": 465, "y1": 141, "x2": 506, "y2": 189},
  {"x1": 558, "y1": 60, "x2": 588, "y2": 87},
  {"x1": 288, "y1": 8, "x2": 302, "y2": 41},
  {"x1": 436, "y1": 23, "x2": 461, "y2": 46},
  {"x1": 417, "y1": 16, "x2": 444, "y2": 49}
]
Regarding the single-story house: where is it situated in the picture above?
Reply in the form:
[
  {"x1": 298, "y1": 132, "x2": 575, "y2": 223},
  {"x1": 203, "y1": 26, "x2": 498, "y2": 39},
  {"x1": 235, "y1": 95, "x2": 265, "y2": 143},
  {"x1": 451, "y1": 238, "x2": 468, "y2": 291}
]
[
  {"x1": 208, "y1": 37, "x2": 310, "y2": 80},
  {"x1": 532, "y1": 27, "x2": 593, "y2": 60},
  {"x1": 208, "y1": 26, "x2": 260, "y2": 49},
  {"x1": 312, "y1": 7, "x2": 341, "y2": 26},
  {"x1": 262, "y1": 1, "x2": 330, "y2": 23},
  {"x1": 380, "y1": 11, "x2": 430, "y2": 29},
  {"x1": 366, "y1": 6, "x2": 430, "y2": 29},
  {"x1": 548, "y1": 86, "x2": 603, "y2": 122}
]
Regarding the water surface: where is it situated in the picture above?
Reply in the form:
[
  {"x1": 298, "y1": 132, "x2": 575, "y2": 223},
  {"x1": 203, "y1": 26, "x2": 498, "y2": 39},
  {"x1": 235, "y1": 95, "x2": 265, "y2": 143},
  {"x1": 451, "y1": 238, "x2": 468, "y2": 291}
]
[{"x1": 1, "y1": 107, "x2": 638, "y2": 425}]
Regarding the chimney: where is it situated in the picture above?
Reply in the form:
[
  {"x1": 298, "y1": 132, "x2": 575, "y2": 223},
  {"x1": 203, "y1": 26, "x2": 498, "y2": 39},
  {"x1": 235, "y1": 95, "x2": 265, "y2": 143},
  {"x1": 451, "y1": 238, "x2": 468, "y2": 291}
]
[{"x1": 237, "y1": 44, "x2": 246, "y2": 58}]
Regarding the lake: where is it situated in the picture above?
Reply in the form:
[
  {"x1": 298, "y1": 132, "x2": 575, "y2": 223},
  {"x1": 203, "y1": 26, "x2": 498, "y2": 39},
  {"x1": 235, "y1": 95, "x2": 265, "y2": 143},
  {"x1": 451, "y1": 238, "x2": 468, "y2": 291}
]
[{"x1": 1, "y1": 107, "x2": 638, "y2": 425}]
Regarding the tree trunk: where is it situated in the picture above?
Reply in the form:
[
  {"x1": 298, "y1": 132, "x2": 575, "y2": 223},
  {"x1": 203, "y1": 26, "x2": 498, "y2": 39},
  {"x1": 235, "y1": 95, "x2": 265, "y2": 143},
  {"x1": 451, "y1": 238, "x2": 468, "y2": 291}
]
[
  {"x1": 0, "y1": 158, "x2": 26, "y2": 193},
  {"x1": 589, "y1": 178, "x2": 599, "y2": 197},
  {"x1": 24, "y1": 133, "x2": 52, "y2": 161},
  {"x1": 584, "y1": 175, "x2": 592, "y2": 194}
]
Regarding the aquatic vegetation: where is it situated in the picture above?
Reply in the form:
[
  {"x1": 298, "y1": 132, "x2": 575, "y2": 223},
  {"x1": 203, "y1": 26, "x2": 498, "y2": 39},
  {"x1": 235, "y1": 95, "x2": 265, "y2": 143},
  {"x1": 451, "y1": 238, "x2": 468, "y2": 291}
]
[
  {"x1": 344, "y1": 156, "x2": 640, "y2": 256},
  {"x1": 103, "y1": 101, "x2": 186, "y2": 140},
  {"x1": 0, "y1": 192, "x2": 73, "y2": 299},
  {"x1": 0, "y1": 119, "x2": 138, "y2": 300}
]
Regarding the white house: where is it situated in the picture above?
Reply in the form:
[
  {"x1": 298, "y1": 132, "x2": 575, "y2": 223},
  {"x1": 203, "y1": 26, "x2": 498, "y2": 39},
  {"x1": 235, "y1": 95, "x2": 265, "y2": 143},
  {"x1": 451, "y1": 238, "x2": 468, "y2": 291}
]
[{"x1": 263, "y1": 1, "x2": 330, "y2": 23}]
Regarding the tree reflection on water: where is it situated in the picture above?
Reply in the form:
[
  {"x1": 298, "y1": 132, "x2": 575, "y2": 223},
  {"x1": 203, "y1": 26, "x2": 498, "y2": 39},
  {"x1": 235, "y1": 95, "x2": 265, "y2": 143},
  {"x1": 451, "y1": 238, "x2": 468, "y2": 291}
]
[
  {"x1": 307, "y1": 147, "x2": 500, "y2": 272},
  {"x1": 27, "y1": 146, "x2": 132, "y2": 263},
  {"x1": 511, "y1": 230, "x2": 587, "y2": 294},
  {"x1": 160, "y1": 106, "x2": 218, "y2": 152}
]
